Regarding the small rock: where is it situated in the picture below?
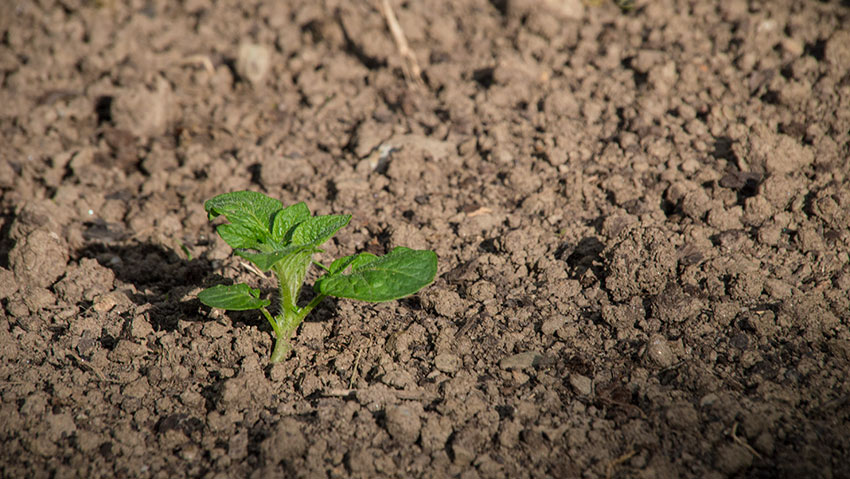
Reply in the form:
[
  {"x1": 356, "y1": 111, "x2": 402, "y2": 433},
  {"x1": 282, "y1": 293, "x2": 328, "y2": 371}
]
[
  {"x1": 646, "y1": 335, "x2": 674, "y2": 367},
  {"x1": 700, "y1": 393, "x2": 719, "y2": 407},
  {"x1": 130, "y1": 315, "x2": 154, "y2": 338},
  {"x1": 111, "y1": 76, "x2": 172, "y2": 139},
  {"x1": 22, "y1": 287, "x2": 55, "y2": 313},
  {"x1": 236, "y1": 43, "x2": 271, "y2": 86},
  {"x1": 6, "y1": 299, "x2": 29, "y2": 318},
  {"x1": 499, "y1": 351, "x2": 541, "y2": 370},
  {"x1": 9, "y1": 229, "x2": 69, "y2": 288},
  {"x1": 384, "y1": 404, "x2": 422, "y2": 444},
  {"x1": 540, "y1": 315, "x2": 565, "y2": 336},
  {"x1": 434, "y1": 353, "x2": 461, "y2": 374},
  {"x1": 569, "y1": 374, "x2": 592, "y2": 396},
  {"x1": 92, "y1": 293, "x2": 118, "y2": 313},
  {"x1": 0, "y1": 268, "x2": 18, "y2": 299}
]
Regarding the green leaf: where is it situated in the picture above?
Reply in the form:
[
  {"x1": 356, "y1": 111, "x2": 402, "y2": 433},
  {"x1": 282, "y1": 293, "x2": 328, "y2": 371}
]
[
  {"x1": 216, "y1": 223, "x2": 260, "y2": 249},
  {"x1": 276, "y1": 248, "x2": 316, "y2": 312},
  {"x1": 234, "y1": 245, "x2": 314, "y2": 271},
  {"x1": 315, "y1": 247, "x2": 438, "y2": 302},
  {"x1": 291, "y1": 214, "x2": 351, "y2": 246},
  {"x1": 272, "y1": 202, "x2": 310, "y2": 243},
  {"x1": 205, "y1": 191, "x2": 282, "y2": 249},
  {"x1": 198, "y1": 284, "x2": 270, "y2": 311},
  {"x1": 327, "y1": 252, "x2": 377, "y2": 275}
]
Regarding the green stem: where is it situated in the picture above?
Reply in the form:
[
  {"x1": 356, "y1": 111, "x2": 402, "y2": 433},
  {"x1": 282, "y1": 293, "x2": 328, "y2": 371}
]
[
  {"x1": 268, "y1": 294, "x2": 327, "y2": 363},
  {"x1": 270, "y1": 328, "x2": 294, "y2": 363},
  {"x1": 260, "y1": 307, "x2": 279, "y2": 337}
]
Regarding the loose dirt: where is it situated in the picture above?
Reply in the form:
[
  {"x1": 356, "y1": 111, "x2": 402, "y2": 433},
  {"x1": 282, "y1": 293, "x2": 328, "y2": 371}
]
[{"x1": 1, "y1": 0, "x2": 849, "y2": 478}]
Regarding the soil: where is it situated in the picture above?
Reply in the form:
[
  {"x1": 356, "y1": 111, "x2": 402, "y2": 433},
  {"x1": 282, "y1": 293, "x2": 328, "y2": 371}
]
[{"x1": 1, "y1": 0, "x2": 849, "y2": 478}]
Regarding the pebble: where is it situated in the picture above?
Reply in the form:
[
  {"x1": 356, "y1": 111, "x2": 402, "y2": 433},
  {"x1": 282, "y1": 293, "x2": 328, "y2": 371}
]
[
  {"x1": 499, "y1": 351, "x2": 541, "y2": 370},
  {"x1": 434, "y1": 353, "x2": 461, "y2": 373},
  {"x1": 646, "y1": 334, "x2": 675, "y2": 367},
  {"x1": 130, "y1": 315, "x2": 154, "y2": 338},
  {"x1": 236, "y1": 43, "x2": 271, "y2": 85},
  {"x1": 384, "y1": 404, "x2": 421, "y2": 444},
  {"x1": 569, "y1": 374, "x2": 593, "y2": 396}
]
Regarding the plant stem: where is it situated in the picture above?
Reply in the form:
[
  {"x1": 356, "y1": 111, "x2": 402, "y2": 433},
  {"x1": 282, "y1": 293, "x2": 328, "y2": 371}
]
[
  {"x1": 268, "y1": 293, "x2": 327, "y2": 363},
  {"x1": 270, "y1": 328, "x2": 294, "y2": 363}
]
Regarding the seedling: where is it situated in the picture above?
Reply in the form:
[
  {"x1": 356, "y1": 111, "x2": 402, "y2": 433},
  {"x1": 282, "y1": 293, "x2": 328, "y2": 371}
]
[{"x1": 197, "y1": 191, "x2": 438, "y2": 363}]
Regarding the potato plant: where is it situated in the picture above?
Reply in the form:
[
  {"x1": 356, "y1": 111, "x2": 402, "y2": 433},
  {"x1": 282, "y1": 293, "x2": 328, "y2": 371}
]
[{"x1": 197, "y1": 191, "x2": 437, "y2": 363}]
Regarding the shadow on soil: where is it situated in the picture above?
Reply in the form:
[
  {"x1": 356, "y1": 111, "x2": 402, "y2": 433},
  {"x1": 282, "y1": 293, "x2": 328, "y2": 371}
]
[{"x1": 77, "y1": 242, "x2": 217, "y2": 331}]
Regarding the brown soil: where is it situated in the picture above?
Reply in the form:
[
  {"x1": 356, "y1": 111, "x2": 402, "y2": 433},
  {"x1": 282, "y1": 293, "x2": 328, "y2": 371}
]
[{"x1": 2, "y1": 0, "x2": 849, "y2": 478}]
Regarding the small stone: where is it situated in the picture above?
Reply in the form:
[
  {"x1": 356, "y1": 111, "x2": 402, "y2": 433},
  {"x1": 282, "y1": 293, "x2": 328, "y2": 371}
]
[
  {"x1": 179, "y1": 443, "x2": 200, "y2": 461},
  {"x1": 22, "y1": 287, "x2": 55, "y2": 313},
  {"x1": 0, "y1": 268, "x2": 17, "y2": 299},
  {"x1": 499, "y1": 351, "x2": 541, "y2": 370},
  {"x1": 236, "y1": 43, "x2": 271, "y2": 86},
  {"x1": 179, "y1": 389, "x2": 204, "y2": 409},
  {"x1": 646, "y1": 335, "x2": 674, "y2": 367},
  {"x1": 92, "y1": 294, "x2": 117, "y2": 313},
  {"x1": 700, "y1": 393, "x2": 719, "y2": 407},
  {"x1": 569, "y1": 374, "x2": 592, "y2": 396},
  {"x1": 92, "y1": 291, "x2": 131, "y2": 313},
  {"x1": 540, "y1": 315, "x2": 565, "y2": 336},
  {"x1": 6, "y1": 299, "x2": 29, "y2": 318},
  {"x1": 384, "y1": 404, "x2": 422, "y2": 444},
  {"x1": 9, "y1": 229, "x2": 69, "y2": 288},
  {"x1": 434, "y1": 353, "x2": 461, "y2": 374},
  {"x1": 130, "y1": 315, "x2": 154, "y2": 338}
]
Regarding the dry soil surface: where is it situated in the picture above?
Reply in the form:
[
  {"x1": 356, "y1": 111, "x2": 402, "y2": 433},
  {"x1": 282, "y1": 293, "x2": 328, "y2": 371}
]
[{"x1": 1, "y1": 0, "x2": 850, "y2": 478}]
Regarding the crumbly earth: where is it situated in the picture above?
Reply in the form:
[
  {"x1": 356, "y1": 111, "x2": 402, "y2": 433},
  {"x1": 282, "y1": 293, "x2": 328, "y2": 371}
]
[{"x1": 1, "y1": 1, "x2": 849, "y2": 478}]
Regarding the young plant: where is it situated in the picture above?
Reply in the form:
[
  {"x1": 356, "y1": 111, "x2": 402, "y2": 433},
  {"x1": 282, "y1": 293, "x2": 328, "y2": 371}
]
[{"x1": 197, "y1": 191, "x2": 438, "y2": 363}]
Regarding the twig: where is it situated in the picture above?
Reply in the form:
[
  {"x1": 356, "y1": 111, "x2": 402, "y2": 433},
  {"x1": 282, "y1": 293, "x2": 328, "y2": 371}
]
[
  {"x1": 605, "y1": 449, "x2": 636, "y2": 479},
  {"x1": 380, "y1": 0, "x2": 423, "y2": 86},
  {"x1": 349, "y1": 347, "x2": 364, "y2": 389},
  {"x1": 66, "y1": 351, "x2": 116, "y2": 384},
  {"x1": 730, "y1": 422, "x2": 763, "y2": 459},
  {"x1": 241, "y1": 261, "x2": 267, "y2": 279},
  {"x1": 179, "y1": 54, "x2": 216, "y2": 75}
]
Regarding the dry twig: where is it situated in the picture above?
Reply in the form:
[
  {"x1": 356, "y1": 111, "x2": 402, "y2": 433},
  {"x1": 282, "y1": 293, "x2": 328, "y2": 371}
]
[
  {"x1": 179, "y1": 54, "x2": 216, "y2": 75},
  {"x1": 380, "y1": 0, "x2": 423, "y2": 86},
  {"x1": 349, "y1": 346, "x2": 364, "y2": 388},
  {"x1": 731, "y1": 422, "x2": 763, "y2": 459},
  {"x1": 604, "y1": 449, "x2": 636, "y2": 479}
]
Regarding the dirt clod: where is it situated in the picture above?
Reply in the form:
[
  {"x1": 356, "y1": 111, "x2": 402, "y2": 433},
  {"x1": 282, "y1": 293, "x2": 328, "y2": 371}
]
[{"x1": 9, "y1": 230, "x2": 69, "y2": 288}]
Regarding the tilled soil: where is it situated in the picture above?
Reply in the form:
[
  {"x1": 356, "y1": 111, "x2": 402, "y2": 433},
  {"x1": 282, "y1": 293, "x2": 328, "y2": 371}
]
[{"x1": 1, "y1": 0, "x2": 849, "y2": 477}]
